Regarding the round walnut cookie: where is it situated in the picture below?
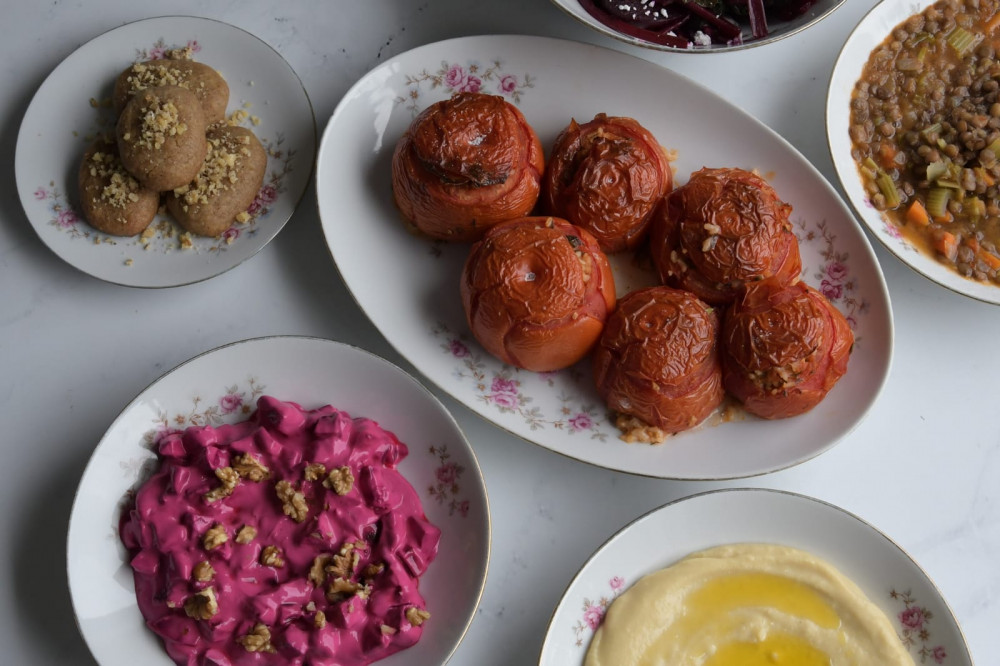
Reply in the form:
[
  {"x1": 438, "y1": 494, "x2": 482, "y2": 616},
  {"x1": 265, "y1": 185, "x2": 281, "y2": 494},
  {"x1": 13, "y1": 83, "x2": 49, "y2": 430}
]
[
  {"x1": 77, "y1": 138, "x2": 159, "y2": 236},
  {"x1": 166, "y1": 124, "x2": 267, "y2": 237},
  {"x1": 113, "y1": 56, "x2": 230, "y2": 123},
  {"x1": 117, "y1": 85, "x2": 208, "y2": 192}
]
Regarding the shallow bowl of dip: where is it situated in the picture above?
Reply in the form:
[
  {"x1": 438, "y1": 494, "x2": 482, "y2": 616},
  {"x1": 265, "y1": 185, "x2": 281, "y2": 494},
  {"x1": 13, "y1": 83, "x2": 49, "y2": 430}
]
[
  {"x1": 828, "y1": 0, "x2": 1000, "y2": 304},
  {"x1": 551, "y1": 0, "x2": 845, "y2": 52},
  {"x1": 67, "y1": 336, "x2": 490, "y2": 666},
  {"x1": 539, "y1": 488, "x2": 971, "y2": 666}
]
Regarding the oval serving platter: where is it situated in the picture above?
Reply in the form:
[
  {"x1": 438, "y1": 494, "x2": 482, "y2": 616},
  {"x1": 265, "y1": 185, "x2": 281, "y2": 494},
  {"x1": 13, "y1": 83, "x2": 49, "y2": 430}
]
[{"x1": 317, "y1": 34, "x2": 893, "y2": 480}]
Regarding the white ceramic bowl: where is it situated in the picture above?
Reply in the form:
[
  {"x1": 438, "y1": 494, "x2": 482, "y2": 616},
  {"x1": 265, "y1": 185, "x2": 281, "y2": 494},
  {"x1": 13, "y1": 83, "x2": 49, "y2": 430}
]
[
  {"x1": 550, "y1": 0, "x2": 845, "y2": 53},
  {"x1": 67, "y1": 336, "x2": 490, "y2": 666},
  {"x1": 828, "y1": 0, "x2": 1000, "y2": 305},
  {"x1": 540, "y1": 488, "x2": 972, "y2": 665},
  {"x1": 317, "y1": 34, "x2": 893, "y2": 480}
]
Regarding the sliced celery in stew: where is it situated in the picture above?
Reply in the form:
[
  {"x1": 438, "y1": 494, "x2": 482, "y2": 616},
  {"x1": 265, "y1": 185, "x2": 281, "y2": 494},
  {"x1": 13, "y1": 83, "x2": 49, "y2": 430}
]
[{"x1": 850, "y1": 0, "x2": 1000, "y2": 283}]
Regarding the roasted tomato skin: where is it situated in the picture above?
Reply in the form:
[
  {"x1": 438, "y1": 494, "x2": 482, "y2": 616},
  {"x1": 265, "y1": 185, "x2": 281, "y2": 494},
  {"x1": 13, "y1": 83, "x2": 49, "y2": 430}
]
[
  {"x1": 721, "y1": 280, "x2": 853, "y2": 420},
  {"x1": 649, "y1": 167, "x2": 801, "y2": 305},
  {"x1": 461, "y1": 216, "x2": 616, "y2": 372},
  {"x1": 593, "y1": 286, "x2": 724, "y2": 434},
  {"x1": 543, "y1": 114, "x2": 672, "y2": 253},
  {"x1": 391, "y1": 92, "x2": 545, "y2": 242}
]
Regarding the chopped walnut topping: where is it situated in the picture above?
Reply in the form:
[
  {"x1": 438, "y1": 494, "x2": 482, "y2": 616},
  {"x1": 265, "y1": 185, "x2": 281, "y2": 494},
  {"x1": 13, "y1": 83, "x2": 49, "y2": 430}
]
[
  {"x1": 233, "y1": 453, "x2": 270, "y2": 482},
  {"x1": 701, "y1": 235, "x2": 718, "y2": 253},
  {"x1": 305, "y1": 601, "x2": 316, "y2": 612},
  {"x1": 123, "y1": 62, "x2": 190, "y2": 96},
  {"x1": 327, "y1": 577, "x2": 360, "y2": 601},
  {"x1": 235, "y1": 525, "x2": 257, "y2": 544},
  {"x1": 303, "y1": 463, "x2": 327, "y2": 482},
  {"x1": 134, "y1": 95, "x2": 187, "y2": 151},
  {"x1": 237, "y1": 624, "x2": 276, "y2": 654},
  {"x1": 183, "y1": 586, "x2": 218, "y2": 620},
  {"x1": 173, "y1": 129, "x2": 250, "y2": 207},
  {"x1": 235, "y1": 211, "x2": 251, "y2": 224},
  {"x1": 203, "y1": 466, "x2": 240, "y2": 503},
  {"x1": 614, "y1": 413, "x2": 668, "y2": 445},
  {"x1": 275, "y1": 480, "x2": 309, "y2": 522},
  {"x1": 260, "y1": 545, "x2": 285, "y2": 568},
  {"x1": 703, "y1": 223, "x2": 722, "y2": 236},
  {"x1": 323, "y1": 466, "x2": 354, "y2": 495},
  {"x1": 314, "y1": 610, "x2": 327, "y2": 629},
  {"x1": 228, "y1": 109, "x2": 249, "y2": 126},
  {"x1": 309, "y1": 554, "x2": 333, "y2": 586},
  {"x1": 87, "y1": 150, "x2": 145, "y2": 209},
  {"x1": 164, "y1": 46, "x2": 195, "y2": 60},
  {"x1": 361, "y1": 562, "x2": 385, "y2": 579},
  {"x1": 380, "y1": 624, "x2": 397, "y2": 636},
  {"x1": 405, "y1": 607, "x2": 431, "y2": 627},
  {"x1": 202, "y1": 523, "x2": 228, "y2": 550},
  {"x1": 192, "y1": 560, "x2": 216, "y2": 582},
  {"x1": 326, "y1": 541, "x2": 360, "y2": 580}
]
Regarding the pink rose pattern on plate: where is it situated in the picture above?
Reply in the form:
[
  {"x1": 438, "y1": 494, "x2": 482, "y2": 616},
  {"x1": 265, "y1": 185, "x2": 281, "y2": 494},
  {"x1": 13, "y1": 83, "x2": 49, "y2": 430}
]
[
  {"x1": 572, "y1": 576, "x2": 626, "y2": 647},
  {"x1": 891, "y1": 588, "x2": 947, "y2": 664},
  {"x1": 40, "y1": 38, "x2": 295, "y2": 258},
  {"x1": 141, "y1": 378, "x2": 266, "y2": 453},
  {"x1": 432, "y1": 321, "x2": 609, "y2": 441},
  {"x1": 396, "y1": 59, "x2": 535, "y2": 116},
  {"x1": 793, "y1": 217, "x2": 870, "y2": 338},
  {"x1": 110, "y1": 377, "x2": 267, "y2": 540},
  {"x1": 427, "y1": 445, "x2": 470, "y2": 518}
]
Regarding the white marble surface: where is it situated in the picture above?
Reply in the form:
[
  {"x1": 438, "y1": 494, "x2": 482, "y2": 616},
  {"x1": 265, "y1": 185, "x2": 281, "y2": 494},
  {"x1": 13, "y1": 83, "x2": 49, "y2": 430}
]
[{"x1": 1, "y1": 1, "x2": 997, "y2": 664}]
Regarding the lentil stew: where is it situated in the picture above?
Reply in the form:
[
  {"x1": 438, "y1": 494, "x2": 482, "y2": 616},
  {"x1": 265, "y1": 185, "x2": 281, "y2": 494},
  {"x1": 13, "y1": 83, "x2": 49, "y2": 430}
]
[{"x1": 850, "y1": 0, "x2": 1000, "y2": 283}]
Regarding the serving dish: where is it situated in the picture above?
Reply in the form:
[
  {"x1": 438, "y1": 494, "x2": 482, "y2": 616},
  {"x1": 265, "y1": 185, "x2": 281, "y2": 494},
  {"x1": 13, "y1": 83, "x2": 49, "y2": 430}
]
[
  {"x1": 539, "y1": 488, "x2": 972, "y2": 665},
  {"x1": 827, "y1": 0, "x2": 1000, "y2": 305},
  {"x1": 15, "y1": 16, "x2": 315, "y2": 288},
  {"x1": 317, "y1": 34, "x2": 892, "y2": 480},
  {"x1": 550, "y1": 0, "x2": 845, "y2": 53},
  {"x1": 66, "y1": 336, "x2": 489, "y2": 666}
]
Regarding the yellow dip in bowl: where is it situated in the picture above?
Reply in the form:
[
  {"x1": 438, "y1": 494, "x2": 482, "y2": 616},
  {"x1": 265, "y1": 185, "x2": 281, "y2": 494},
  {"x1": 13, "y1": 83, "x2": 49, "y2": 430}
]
[{"x1": 585, "y1": 543, "x2": 914, "y2": 666}]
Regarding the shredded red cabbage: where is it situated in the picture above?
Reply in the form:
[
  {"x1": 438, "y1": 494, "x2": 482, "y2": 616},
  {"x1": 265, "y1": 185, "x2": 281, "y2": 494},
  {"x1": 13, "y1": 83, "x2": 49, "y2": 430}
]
[{"x1": 579, "y1": 0, "x2": 819, "y2": 48}]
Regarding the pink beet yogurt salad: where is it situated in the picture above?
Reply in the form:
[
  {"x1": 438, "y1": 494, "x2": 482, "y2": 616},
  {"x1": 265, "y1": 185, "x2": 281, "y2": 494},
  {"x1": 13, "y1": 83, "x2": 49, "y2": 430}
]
[{"x1": 120, "y1": 396, "x2": 441, "y2": 666}]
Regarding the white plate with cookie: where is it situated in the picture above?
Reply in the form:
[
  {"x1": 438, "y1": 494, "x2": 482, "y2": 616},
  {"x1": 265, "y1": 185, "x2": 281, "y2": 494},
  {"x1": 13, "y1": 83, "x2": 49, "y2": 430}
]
[
  {"x1": 15, "y1": 16, "x2": 315, "y2": 288},
  {"x1": 67, "y1": 336, "x2": 490, "y2": 665}
]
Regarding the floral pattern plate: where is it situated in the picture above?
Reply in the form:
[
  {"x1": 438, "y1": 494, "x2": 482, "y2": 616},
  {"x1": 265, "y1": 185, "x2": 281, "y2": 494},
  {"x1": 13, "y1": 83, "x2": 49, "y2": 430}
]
[
  {"x1": 15, "y1": 16, "x2": 315, "y2": 288},
  {"x1": 66, "y1": 336, "x2": 490, "y2": 666},
  {"x1": 827, "y1": 0, "x2": 1000, "y2": 305},
  {"x1": 316, "y1": 35, "x2": 893, "y2": 480},
  {"x1": 539, "y1": 488, "x2": 972, "y2": 665}
]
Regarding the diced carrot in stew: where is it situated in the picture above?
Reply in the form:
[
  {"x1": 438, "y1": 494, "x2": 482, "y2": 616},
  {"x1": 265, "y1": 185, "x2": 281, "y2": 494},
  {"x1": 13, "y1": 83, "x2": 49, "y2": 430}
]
[
  {"x1": 906, "y1": 200, "x2": 930, "y2": 227},
  {"x1": 933, "y1": 231, "x2": 959, "y2": 262},
  {"x1": 979, "y1": 249, "x2": 1000, "y2": 271},
  {"x1": 878, "y1": 142, "x2": 898, "y2": 169}
]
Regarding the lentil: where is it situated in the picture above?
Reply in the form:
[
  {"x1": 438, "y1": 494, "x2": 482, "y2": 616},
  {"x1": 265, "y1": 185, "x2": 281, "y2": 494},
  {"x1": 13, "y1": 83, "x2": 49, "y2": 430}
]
[{"x1": 851, "y1": 0, "x2": 1000, "y2": 282}]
